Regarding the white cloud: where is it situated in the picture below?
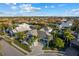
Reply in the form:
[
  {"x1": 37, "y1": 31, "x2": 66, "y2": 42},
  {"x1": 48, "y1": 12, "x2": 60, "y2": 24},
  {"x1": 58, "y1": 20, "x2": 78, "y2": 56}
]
[
  {"x1": 71, "y1": 8, "x2": 79, "y2": 15},
  {"x1": 64, "y1": 8, "x2": 79, "y2": 16},
  {"x1": 51, "y1": 5, "x2": 55, "y2": 8},
  {"x1": 71, "y1": 8, "x2": 79, "y2": 12},
  {"x1": 11, "y1": 6, "x2": 17, "y2": 10},
  {"x1": 19, "y1": 4, "x2": 41, "y2": 12},
  {"x1": 45, "y1": 6, "x2": 48, "y2": 8}
]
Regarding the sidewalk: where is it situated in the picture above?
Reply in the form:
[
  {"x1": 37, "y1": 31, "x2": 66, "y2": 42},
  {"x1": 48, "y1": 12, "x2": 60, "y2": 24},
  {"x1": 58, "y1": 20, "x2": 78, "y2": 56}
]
[{"x1": 11, "y1": 42, "x2": 29, "y2": 55}]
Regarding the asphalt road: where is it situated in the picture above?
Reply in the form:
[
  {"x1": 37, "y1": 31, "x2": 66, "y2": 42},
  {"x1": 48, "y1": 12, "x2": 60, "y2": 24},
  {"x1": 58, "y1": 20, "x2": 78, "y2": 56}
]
[
  {"x1": 64, "y1": 47, "x2": 79, "y2": 56},
  {"x1": 0, "y1": 40, "x2": 25, "y2": 56}
]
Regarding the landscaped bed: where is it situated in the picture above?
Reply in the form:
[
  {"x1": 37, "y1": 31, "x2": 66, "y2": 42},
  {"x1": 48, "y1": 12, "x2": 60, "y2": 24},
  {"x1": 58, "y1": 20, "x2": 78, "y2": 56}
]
[{"x1": 14, "y1": 39, "x2": 31, "y2": 52}]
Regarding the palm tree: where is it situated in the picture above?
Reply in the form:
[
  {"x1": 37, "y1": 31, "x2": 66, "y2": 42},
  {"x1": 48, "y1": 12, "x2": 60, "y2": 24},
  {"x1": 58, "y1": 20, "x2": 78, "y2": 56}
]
[
  {"x1": 54, "y1": 37, "x2": 65, "y2": 48},
  {"x1": 64, "y1": 29, "x2": 75, "y2": 41},
  {"x1": 63, "y1": 29, "x2": 75, "y2": 47}
]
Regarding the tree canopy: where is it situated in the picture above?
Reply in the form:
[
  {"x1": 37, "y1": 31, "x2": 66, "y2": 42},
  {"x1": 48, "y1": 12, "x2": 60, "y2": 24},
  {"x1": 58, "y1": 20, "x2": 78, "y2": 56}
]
[{"x1": 54, "y1": 37, "x2": 64, "y2": 48}]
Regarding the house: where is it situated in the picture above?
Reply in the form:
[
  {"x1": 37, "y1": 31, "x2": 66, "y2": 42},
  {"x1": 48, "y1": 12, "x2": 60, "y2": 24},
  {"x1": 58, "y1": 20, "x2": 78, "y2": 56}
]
[
  {"x1": 27, "y1": 29, "x2": 38, "y2": 37},
  {"x1": 29, "y1": 25, "x2": 36, "y2": 30},
  {"x1": 38, "y1": 31, "x2": 48, "y2": 39},
  {"x1": 43, "y1": 27, "x2": 52, "y2": 33},
  {"x1": 65, "y1": 33, "x2": 79, "y2": 56},
  {"x1": 70, "y1": 34, "x2": 79, "y2": 49},
  {"x1": 39, "y1": 27, "x2": 53, "y2": 39},
  {"x1": 61, "y1": 18, "x2": 67, "y2": 22},
  {"x1": 22, "y1": 29, "x2": 38, "y2": 47},
  {"x1": 5, "y1": 29, "x2": 14, "y2": 37},
  {"x1": 38, "y1": 30, "x2": 48, "y2": 45},
  {"x1": 12, "y1": 23, "x2": 32, "y2": 33},
  {"x1": 40, "y1": 27, "x2": 52, "y2": 33},
  {"x1": 71, "y1": 39, "x2": 79, "y2": 49},
  {"x1": 58, "y1": 21, "x2": 72, "y2": 28},
  {"x1": 38, "y1": 29, "x2": 53, "y2": 45}
]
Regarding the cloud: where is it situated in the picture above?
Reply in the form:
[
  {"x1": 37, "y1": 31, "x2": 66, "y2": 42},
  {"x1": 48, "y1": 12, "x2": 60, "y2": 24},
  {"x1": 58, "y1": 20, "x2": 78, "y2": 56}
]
[
  {"x1": 11, "y1": 6, "x2": 17, "y2": 10},
  {"x1": 0, "y1": 12, "x2": 5, "y2": 14},
  {"x1": 19, "y1": 4, "x2": 41, "y2": 12},
  {"x1": 71, "y1": 8, "x2": 79, "y2": 12},
  {"x1": 6, "y1": 3, "x2": 17, "y2": 10},
  {"x1": 64, "y1": 8, "x2": 79, "y2": 16},
  {"x1": 70, "y1": 8, "x2": 79, "y2": 15},
  {"x1": 45, "y1": 6, "x2": 48, "y2": 8},
  {"x1": 51, "y1": 5, "x2": 55, "y2": 8}
]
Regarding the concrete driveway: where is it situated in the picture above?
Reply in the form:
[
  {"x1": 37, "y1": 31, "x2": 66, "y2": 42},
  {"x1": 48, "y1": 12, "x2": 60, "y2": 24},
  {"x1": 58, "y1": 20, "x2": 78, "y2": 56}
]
[{"x1": 28, "y1": 42, "x2": 44, "y2": 56}]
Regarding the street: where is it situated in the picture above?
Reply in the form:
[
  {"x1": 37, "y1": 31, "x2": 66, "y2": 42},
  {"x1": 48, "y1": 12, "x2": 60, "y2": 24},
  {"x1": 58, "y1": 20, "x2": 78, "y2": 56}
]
[{"x1": 0, "y1": 39, "x2": 25, "y2": 56}]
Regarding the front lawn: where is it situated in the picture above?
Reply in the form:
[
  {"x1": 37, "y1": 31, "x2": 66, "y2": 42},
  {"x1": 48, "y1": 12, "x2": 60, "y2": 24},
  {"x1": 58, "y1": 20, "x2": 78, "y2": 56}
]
[
  {"x1": 42, "y1": 46, "x2": 51, "y2": 50},
  {"x1": 14, "y1": 39, "x2": 31, "y2": 52}
]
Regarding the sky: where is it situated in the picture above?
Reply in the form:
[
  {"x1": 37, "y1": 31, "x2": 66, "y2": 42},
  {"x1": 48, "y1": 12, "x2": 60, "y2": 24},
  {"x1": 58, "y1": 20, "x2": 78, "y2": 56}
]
[{"x1": 0, "y1": 3, "x2": 79, "y2": 16}]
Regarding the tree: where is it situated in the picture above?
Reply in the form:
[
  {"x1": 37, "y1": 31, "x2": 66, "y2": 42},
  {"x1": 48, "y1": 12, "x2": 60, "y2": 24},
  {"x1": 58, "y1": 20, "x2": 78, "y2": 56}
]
[
  {"x1": 54, "y1": 37, "x2": 64, "y2": 48},
  {"x1": 0, "y1": 24, "x2": 8, "y2": 35},
  {"x1": 15, "y1": 32, "x2": 27, "y2": 41},
  {"x1": 63, "y1": 29, "x2": 75, "y2": 47},
  {"x1": 8, "y1": 24, "x2": 16, "y2": 30},
  {"x1": 11, "y1": 24, "x2": 17, "y2": 29},
  {"x1": 49, "y1": 40, "x2": 55, "y2": 49},
  {"x1": 46, "y1": 36, "x2": 51, "y2": 48},
  {"x1": 0, "y1": 24, "x2": 4, "y2": 30},
  {"x1": 28, "y1": 36, "x2": 37, "y2": 46},
  {"x1": 35, "y1": 25, "x2": 41, "y2": 30},
  {"x1": 51, "y1": 30, "x2": 59, "y2": 39},
  {"x1": 71, "y1": 20, "x2": 79, "y2": 33},
  {"x1": 64, "y1": 29, "x2": 75, "y2": 41}
]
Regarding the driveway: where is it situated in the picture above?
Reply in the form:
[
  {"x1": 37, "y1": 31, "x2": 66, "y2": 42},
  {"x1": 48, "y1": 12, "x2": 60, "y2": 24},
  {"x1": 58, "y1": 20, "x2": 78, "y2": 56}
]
[
  {"x1": 28, "y1": 43, "x2": 44, "y2": 56},
  {"x1": 28, "y1": 42, "x2": 64, "y2": 56},
  {"x1": 0, "y1": 40, "x2": 25, "y2": 56}
]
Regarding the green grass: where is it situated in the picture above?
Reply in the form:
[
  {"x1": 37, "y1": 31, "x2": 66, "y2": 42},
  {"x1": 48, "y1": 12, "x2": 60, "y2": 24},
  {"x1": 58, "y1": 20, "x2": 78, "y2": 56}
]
[
  {"x1": 42, "y1": 46, "x2": 51, "y2": 50},
  {"x1": 14, "y1": 39, "x2": 31, "y2": 52}
]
